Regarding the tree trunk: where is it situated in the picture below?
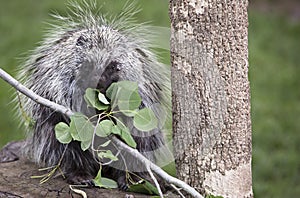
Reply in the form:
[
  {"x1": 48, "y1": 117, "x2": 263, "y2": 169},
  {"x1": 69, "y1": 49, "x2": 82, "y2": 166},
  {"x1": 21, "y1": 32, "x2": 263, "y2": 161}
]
[{"x1": 170, "y1": 0, "x2": 253, "y2": 197}]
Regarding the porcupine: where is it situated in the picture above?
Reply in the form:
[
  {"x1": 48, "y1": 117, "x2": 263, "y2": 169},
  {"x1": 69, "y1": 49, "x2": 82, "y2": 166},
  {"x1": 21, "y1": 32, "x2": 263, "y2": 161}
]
[{"x1": 17, "y1": 2, "x2": 170, "y2": 189}]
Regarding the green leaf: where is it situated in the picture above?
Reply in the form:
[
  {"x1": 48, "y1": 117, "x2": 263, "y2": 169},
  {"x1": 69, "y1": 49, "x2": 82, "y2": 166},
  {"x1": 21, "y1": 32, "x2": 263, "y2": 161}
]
[
  {"x1": 98, "y1": 150, "x2": 118, "y2": 161},
  {"x1": 55, "y1": 122, "x2": 72, "y2": 144},
  {"x1": 99, "y1": 140, "x2": 111, "y2": 147},
  {"x1": 105, "y1": 83, "x2": 118, "y2": 109},
  {"x1": 69, "y1": 113, "x2": 94, "y2": 143},
  {"x1": 98, "y1": 92, "x2": 110, "y2": 105},
  {"x1": 106, "y1": 81, "x2": 141, "y2": 116},
  {"x1": 105, "y1": 83, "x2": 117, "y2": 100},
  {"x1": 162, "y1": 161, "x2": 177, "y2": 177},
  {"x1": 133, "y1": 108, "x2": 158, "y2": 131},
  {"x1": 120, "y1": 128, "x2": 137, "y2": 148},
  {"x1": 95, "y1": 120, "x2": 114, "y2": 137},
  {"x1": 99, "y1": 177, "x2": 118, "y2": 189},
  {"x1": 80, "y1": 140, "x2": 91, "y2": 151},
  {"x1": 117, "y1": 81, "x2": 139, "y2": 91},
  {"x1": 128, "y1": 180, "x2": 159, "y2": 195},
  {"x1": 111, "y1": 125, "x2": 121, "y2": 135},
  {"x1": 93, "y1": 170, "x2": 118, "y2": 189},
  {"x1": 84, "y1": 88, "x2": 109, "y2": 110},
  {"x1": 94, "y1": 168, "x2": 102, "y2": 183},
  {"x1": 117, "y1": 121, "x2": 137, "y2": 148},
  {"x1": 118, "y1": 91, "x2": 141, "y2": 116}
]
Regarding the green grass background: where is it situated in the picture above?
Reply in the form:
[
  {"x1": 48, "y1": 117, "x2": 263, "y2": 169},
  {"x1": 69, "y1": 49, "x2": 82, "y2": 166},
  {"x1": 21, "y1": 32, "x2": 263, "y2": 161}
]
[
  {"x1": 249, "y1": 11, "x2": 300, "y2": 197},
  {"x1": 0, "y1": 0, "x2": 299, "y2": 197}
]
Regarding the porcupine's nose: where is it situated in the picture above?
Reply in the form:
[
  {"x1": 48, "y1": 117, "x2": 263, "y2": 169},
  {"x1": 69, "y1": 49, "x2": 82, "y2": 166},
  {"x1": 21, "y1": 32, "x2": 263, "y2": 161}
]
[{"x1": 97, "y1": 61, "x2": 120, "y2": 93}]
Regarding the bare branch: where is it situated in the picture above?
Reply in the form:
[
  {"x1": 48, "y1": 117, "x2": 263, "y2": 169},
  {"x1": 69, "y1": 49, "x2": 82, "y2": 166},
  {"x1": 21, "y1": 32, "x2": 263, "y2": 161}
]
[
  {"x1": 0, "y1": 68, "x2": 73, "y2": 118},
  {"x1": 0, "y1": 68, "x2": 204, "y2": 198}
]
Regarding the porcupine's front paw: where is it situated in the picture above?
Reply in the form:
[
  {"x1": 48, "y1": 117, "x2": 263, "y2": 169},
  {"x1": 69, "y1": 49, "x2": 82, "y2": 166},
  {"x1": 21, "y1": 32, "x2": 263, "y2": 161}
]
[
  {"x1": 66, "y1": 172, "x2": 96, "y2": 187},
  {"x1": 116, "y1": 174, "x2": 129, "y2": 191}
]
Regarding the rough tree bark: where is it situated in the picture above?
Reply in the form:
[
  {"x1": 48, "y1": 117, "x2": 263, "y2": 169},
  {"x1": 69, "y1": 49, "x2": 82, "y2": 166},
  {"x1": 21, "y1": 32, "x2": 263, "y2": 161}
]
[{"x1": 170, "y1": 0, "x2": 253, "y2": 197}]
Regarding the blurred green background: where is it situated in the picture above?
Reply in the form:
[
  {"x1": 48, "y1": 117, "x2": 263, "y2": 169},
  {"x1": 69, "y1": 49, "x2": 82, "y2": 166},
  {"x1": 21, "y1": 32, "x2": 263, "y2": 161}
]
[{"x1": 0, "y1": 0, "x2": 299, "y2": 197}]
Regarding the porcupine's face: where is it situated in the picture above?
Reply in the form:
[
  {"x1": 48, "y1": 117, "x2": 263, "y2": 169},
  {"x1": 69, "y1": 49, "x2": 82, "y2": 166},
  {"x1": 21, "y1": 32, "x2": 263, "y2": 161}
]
[{"x1": 74, "y1": 25, "x2": 148, "y2": 95}]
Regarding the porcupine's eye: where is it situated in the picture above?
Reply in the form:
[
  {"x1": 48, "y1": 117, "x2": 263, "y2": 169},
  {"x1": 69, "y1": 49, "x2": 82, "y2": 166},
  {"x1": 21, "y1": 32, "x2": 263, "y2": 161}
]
[
  {"x1": 76, "y1": 35, "x2": 94, "y2": 49},
  {"x1": 97, "y1": 61, "x2": 120, "y2": 93}
]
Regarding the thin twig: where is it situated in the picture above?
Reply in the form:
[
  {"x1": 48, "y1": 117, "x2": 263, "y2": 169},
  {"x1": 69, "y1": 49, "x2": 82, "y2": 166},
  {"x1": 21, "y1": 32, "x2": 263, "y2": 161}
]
[
  {"x1": 146, "y1": 164, "x2": 163, "y2": 197},
  {"x1": 69, "y1": 184, "x2": 88, "y2": 198},
  {"x1": 0, "y1": 68, "x2": 204, "y2": 198},
  {"x1": 171, "y1": 184, "x2": 185, "y2": 198}
]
